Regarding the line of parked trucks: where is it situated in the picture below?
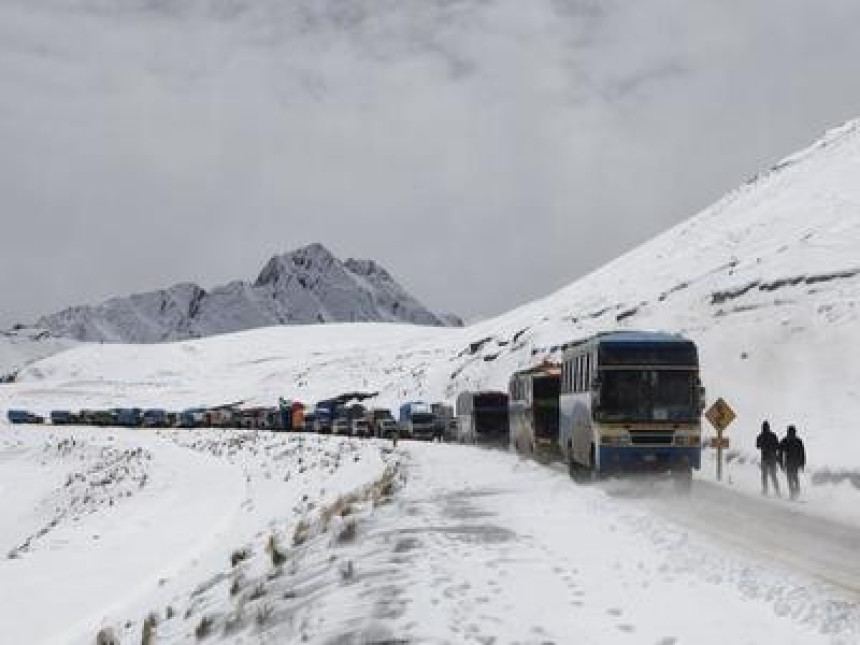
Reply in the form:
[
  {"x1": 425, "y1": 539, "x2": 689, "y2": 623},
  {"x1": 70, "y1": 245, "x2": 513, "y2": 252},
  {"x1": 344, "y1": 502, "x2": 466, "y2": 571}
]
[
  {"x1": 5, "y1": 331, "x2": 706, "y2": 482},
  {"x1": 5, "y1": 398, "x2": 457, "y2": 441}
]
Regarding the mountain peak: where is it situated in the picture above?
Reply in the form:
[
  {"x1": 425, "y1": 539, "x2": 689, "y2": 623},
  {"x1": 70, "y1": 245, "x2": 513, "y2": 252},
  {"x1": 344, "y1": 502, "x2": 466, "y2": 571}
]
[
  {"x1": 255, "y1": 243, "x2": 339, "y2": 288},
  {"x1": 34, "y1": 244, "x2": 461, "y2": 342}
]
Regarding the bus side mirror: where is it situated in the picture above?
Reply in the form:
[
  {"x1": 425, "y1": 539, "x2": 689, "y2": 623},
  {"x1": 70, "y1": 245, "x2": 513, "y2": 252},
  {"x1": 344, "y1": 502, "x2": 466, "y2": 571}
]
[{"x1": 698, "y1": 385, "x2": 707, "y2": 412}]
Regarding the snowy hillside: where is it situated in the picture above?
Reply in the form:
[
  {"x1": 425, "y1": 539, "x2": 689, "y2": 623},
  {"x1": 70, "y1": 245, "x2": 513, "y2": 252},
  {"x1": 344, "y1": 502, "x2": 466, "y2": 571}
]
[
  {"x1": 33, "y1": 243, "x2": 460, "y2": 343},
  {"x1": 0, "y1": 328, "x2": 79, "y2": 382},
  {"x1": 3, "y1": 429, "x2": 856, "y2": 645},
  {"x1": 5, "y1": 120, "x2": 860, "y2": 470}
]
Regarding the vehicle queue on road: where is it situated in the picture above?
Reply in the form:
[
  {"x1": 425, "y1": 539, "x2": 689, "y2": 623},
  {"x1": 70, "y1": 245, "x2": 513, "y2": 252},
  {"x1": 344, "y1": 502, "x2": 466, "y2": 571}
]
[{"x1": 5, "y1": 330, "x2": 706, "y2": 483}]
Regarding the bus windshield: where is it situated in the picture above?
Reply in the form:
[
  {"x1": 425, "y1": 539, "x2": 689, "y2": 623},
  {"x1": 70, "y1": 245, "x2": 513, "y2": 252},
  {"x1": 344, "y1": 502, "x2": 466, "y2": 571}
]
[{"x1": 597, "y1": 369, "x2": 699, "y2": 422}]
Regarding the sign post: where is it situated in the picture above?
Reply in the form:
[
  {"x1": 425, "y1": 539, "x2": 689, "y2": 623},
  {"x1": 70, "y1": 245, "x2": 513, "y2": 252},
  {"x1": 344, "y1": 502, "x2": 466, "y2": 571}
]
[{"x1": 705, "y1": 397, "x2": 736, "y2": 482}]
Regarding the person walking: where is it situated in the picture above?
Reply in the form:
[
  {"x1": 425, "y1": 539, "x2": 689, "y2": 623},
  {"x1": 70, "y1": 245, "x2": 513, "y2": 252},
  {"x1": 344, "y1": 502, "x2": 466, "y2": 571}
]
[
  {"x1": 779, "y1": 425, "x2": 806, "y2": 501},
  {"x1": 755, "y1": 420, "x2": 781, "y2": 496}
]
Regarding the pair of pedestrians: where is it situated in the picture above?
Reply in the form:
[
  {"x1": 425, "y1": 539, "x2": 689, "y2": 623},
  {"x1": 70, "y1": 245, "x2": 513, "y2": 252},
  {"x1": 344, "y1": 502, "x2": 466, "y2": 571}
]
[{"x1": 756, "y1": 420, "x2": 806, "y2": 500}]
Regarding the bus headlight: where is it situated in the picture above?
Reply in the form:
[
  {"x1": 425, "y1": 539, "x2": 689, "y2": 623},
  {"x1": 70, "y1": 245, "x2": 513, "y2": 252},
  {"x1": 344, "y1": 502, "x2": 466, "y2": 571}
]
[
  {"x1": 675, "y1": 435, "x2": 701, "y2": 447},
  {"x1": 602, "y1": 434, "x2": 631, "y2": 446}
]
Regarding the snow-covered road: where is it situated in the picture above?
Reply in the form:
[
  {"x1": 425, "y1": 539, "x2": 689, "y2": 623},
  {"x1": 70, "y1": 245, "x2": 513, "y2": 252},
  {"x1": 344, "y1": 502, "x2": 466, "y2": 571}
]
[
  {"x1": 1, "y1": 429, "x2": 858, "y2": 644},
  {"x1": 341, "y1": 443, "x2": 859, "y2": 644},
  {"x1": 633, "y1": 479, "x2": 860, "y2": 601}
]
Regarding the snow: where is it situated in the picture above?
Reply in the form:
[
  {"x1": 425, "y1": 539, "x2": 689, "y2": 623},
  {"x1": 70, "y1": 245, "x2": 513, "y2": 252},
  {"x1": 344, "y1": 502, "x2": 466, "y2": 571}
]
[
  {"x1": 0, "y1": 426, "x2": 387, "y2": 644},
  {"x1": 1, "y1": 429, "x2": 857, "y2": 644},
  {"x1": 0, "y1": 327, "x2": 78, "y2": 380}
]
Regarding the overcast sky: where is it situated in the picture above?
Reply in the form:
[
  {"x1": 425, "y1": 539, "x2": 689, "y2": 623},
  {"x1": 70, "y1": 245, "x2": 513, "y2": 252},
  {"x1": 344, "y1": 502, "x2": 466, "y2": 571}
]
[{"x1": 2, "y1": 0, "x2": 860, "y2": 328}]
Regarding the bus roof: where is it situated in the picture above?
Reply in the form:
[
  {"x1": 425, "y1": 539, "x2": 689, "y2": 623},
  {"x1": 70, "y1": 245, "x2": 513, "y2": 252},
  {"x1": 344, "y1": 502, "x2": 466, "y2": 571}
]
[
  {"x1": 596, "y1": 331, "x2": 691, "y2": 345},
  {"x1": 560, "y1": 330, "x2": 694, "y2": 358}
]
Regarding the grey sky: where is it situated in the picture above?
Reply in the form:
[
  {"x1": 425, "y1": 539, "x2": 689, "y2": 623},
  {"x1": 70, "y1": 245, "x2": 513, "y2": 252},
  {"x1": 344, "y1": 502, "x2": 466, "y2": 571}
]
[{"x1": 2, "y1": 0, "x2": 860, "y2": 328}]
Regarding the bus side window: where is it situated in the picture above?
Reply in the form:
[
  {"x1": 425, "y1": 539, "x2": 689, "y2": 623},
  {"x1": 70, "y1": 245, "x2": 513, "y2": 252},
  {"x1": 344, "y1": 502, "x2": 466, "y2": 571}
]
[{"x1": 585, "y1": 353, "x2": 591, "y2": 389}]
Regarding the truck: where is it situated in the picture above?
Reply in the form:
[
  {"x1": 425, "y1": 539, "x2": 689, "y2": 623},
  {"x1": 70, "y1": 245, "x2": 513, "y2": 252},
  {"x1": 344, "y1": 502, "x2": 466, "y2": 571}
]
[
  {"x1": 7, "y1": 409, "x2": 44, "y2": 425},
  {"x1": 456, "y1": 391, "x2": 509, "y2": 446},
  {"x1": 50, "y1": 410, "x2": 75, "y2": 425},
  {"x1": 313, "y1": 400, "x2": 338, "y2": 434},
  {"x1": 178, "y1": 408, "x2": 206, "y2": 428},
  {"x1": 431, "y1": 403, "x2": 455, "y2": 442},
  {"x1": 399, "y1": 402, "x2": 436, "y2": 441},
  {"x1": 115, "y1": 408, "x2": 143, "y2": 427},
  {"x1": 366, "y1": 408, "x2": 396, "y2": 437},
  {"x1": 142, "y1": 409, "x2": 169, "y2": 428}
]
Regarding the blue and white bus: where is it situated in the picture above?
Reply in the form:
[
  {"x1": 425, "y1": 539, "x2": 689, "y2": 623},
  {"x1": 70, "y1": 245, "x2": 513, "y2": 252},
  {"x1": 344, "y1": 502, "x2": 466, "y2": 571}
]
[{"x1": 559, "y1": 331, "x2": 705, "y2": 484}]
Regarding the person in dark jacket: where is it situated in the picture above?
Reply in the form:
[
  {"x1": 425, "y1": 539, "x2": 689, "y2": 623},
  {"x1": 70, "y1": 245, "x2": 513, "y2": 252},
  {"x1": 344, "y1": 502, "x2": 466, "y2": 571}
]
[
  {"x1": 755, "y1": 420, "x2": 780, "y2": 496},
  {"x1": 779, "y1": 425, "x2": 806, "y2": 500}
]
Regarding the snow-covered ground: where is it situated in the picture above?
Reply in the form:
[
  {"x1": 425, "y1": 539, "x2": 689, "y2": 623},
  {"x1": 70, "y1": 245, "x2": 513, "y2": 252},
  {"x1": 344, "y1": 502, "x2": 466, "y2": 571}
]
[
  {"x1": 0, "y1": 426, "x2": 388, "y2": 644},
  {"x1": 1, "y1": 428, "x2": 857, "y2": 644},
  {"x1": 0, "y1": 327, "x2": 79, "y2": 381}
]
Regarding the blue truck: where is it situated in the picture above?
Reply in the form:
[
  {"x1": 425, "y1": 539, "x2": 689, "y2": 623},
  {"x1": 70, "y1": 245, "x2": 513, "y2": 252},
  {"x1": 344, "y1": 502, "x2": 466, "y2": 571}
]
[
  {"x1": 50, "y1": 410, "x2": 75, "y2": 425},
  {"x1": 115, "y1": 408, "x2": 143, "y2": 427},
  {"x1": 7, "y1": 409, "x2": 44, "y2": 424},
  {"x1": 142, "y1": 409, "x2": 169, "y2": 428},
  {"x1": 399, "y1": 402, "x2": 437, "y2": 441},
  {"x1": 313, "y1": 400, "x2": 339, "y2": 434}
]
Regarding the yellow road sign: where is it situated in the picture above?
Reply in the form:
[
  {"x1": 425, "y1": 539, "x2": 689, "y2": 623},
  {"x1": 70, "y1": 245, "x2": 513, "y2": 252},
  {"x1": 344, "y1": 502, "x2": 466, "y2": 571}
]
[{"x1": 705, "y1": 397, "x2": 736, "y2": 432}]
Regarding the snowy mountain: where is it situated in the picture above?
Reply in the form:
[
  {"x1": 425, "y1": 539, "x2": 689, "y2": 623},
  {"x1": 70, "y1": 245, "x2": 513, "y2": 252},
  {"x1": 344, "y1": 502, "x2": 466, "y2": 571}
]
[
  {"x1": 34, "y1": 244, "x2": 461, "y2": 343},
  {"x1": 6, "y1": 119, "x2": 860, "y2": 469}
]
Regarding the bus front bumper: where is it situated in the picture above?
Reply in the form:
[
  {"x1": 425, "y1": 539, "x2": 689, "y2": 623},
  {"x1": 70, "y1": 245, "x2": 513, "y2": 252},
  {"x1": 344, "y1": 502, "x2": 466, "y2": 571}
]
[{"x1": 598, "y1": 446, "x2": 701, "y2": 473}]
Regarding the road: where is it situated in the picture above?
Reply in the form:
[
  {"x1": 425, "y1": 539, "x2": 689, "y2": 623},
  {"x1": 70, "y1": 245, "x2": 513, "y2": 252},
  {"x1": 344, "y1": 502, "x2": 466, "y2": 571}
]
[
  {"x1": 636, "y1": 479, "x2": 860, "y2": 600},
  {"x1": 298, "y1": 442, "x2": 860, "y2": 644},
  {"x1": 2, "y1": 430, "x2": 857, "y2": 644}
]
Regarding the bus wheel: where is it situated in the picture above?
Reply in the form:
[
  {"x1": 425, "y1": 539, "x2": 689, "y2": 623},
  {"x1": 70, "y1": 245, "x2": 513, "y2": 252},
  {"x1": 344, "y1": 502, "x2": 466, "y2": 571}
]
[
  {"x1": 568, "y1": 452, "x2": 578, "y2": 480},
  {"x1": 589, "y1": 444, "x2": 603, "y2": 482},
  {"x1": 569, "y1": 446, "x2": 586, "y2": 483},
  {"x1": 672, "y1": 468, "x2": 693, "y2": 494}
]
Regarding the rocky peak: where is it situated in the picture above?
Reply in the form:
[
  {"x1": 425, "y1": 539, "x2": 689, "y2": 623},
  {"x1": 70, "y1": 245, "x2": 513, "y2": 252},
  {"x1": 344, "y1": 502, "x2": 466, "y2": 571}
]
[
  {"x1": 344, "y1": 258, "x2": 393, "y2": 282},
  {"x1": 32, "y1": 243, "x2": 461, "y2": 342},
  {"x1": 254, "y1": 243, "x2": 339, "y2": 288}
]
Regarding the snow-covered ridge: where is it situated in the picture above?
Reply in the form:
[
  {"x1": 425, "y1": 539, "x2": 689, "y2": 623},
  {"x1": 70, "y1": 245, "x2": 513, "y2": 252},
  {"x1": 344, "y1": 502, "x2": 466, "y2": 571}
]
[
  {"x1": 32, "y1": 243, "x2": 462, "y2": 344},
  {"x1": 0, "y1": 327, "x2": 78, "y2": 381},
  {"x1": 5, "y1": 119, "x2": 860, "y2": 470}
]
